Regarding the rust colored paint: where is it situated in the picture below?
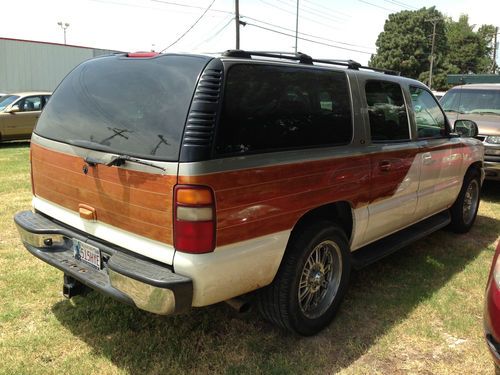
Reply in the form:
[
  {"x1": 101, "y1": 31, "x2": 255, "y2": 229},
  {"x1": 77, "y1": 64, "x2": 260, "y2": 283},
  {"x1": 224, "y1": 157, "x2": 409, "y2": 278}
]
[{"x1": 31, "y1": 143, "x2": 176, "y2": 244}]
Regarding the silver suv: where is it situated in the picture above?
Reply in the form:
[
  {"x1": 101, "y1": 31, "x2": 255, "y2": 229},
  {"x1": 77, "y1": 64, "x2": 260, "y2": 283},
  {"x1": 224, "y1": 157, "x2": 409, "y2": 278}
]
[{"x1": 441, "y1": 84, "x2": 500, "y2": 180}]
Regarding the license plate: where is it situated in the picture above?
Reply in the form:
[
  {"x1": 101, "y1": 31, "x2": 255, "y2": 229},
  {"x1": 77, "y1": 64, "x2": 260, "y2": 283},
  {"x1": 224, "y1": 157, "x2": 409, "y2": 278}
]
[{"x1": 72, "y1": 239, "x2": 101, "y2": 269}]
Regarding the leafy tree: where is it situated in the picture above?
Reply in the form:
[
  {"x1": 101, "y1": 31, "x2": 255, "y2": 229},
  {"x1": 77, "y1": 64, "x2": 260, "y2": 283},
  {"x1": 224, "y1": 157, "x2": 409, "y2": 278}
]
[
  {"x1": 446, "y1": 15, "x2": 482, "y2": 73},
  {"x1": 369, "y1": 8, "x2": 498, "y2": 90},
  {"x1": 369, "y1": 7, "x2": 446, "y2": 81},
  {"x1": 476, "y1": 24, "x2": 497, "y2": 73}
]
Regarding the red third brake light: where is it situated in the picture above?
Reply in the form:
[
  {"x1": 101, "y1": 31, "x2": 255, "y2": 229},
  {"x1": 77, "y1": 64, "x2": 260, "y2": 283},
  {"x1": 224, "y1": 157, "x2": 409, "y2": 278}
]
[
  {"x1": 174, "y1": 185, "x2": 216, "y2": 254},
  {"x1": 127, "y1": 52, "x2": 159, "y2": 58}
]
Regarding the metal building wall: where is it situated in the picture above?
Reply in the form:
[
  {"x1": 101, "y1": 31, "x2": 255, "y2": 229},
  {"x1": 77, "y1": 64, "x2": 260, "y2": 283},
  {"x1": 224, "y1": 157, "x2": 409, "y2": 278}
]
[{"x1": 0, "y1": 38, "x2": 117, "y2": 93}]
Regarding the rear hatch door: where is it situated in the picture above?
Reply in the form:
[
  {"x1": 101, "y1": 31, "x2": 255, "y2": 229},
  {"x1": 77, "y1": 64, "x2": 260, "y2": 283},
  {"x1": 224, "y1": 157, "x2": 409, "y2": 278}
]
[{"x1": 31, "y1": 53, "x2": 211, "y2": 265}]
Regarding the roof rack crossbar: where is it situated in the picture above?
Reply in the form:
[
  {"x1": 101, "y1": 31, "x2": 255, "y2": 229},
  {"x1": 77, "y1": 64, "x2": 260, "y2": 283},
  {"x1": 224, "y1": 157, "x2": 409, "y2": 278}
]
[{"x1": 222, "y1": 50, "x2": 400, "y2": 75}]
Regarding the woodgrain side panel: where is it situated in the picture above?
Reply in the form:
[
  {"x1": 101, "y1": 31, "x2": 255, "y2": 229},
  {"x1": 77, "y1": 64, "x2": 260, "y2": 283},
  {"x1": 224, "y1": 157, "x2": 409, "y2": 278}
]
[
  {"x1": 179, "y1": 155, "x2": 373, "y2": 247},
  {"x1": 31, "y1": 143, "x2": 175, "y2": 244}
]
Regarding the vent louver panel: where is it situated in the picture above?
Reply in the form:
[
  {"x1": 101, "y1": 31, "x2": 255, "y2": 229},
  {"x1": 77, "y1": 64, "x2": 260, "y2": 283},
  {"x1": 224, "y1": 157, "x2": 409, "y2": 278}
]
[
  {"x1": 183, "y1": 111, "x2": 217, "y2": 146},
  {"x1": 180, "y1": 60, "x2": 224, "y2": 162},
  {"x1": 193, "y1": 69, "x2": 222, "y2": 103}
]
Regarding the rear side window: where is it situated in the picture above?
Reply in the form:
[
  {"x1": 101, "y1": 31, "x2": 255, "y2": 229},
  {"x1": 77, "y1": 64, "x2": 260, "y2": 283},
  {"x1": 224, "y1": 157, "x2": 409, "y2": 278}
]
[
  {"x1": 35, "y1": 54, "x2": 210, "y2": 161},
  {"x1": 365, "y1": 80, "x2": 410, "y2": 142},
  {"x1": 410, "y1": 86, "x2": 447, "y2": 138},
  {"x1": 215, "y1": 64, "x2": 352, "y2": 155}
]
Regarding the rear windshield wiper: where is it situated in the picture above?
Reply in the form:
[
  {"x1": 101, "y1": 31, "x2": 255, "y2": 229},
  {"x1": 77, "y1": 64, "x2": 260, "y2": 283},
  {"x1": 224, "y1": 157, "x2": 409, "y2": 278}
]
[
  {"x1": 67, "y1": 139, "x2": 166, "y2": 172},
  {"x1": 84, "y1": 154, "x2": 166, "y2": 172}
]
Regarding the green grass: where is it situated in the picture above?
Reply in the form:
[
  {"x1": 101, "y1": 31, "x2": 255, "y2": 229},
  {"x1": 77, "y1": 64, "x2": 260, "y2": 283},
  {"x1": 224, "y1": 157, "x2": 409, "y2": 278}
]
[{"x1": 0, "y1": 141, "x2": 499, "y2": 374}]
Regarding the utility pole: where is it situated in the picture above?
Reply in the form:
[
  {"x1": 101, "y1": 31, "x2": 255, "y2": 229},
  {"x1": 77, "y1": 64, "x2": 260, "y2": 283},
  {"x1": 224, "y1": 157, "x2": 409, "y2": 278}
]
[
  {"x1": 492, "y1": 27, "x2": 498, "y2": 74},
  {"x1": 235, "y1": 0, "x2": 240, "y2": 49},
  {"x1": 57, "y1": 21, "x2": 70, "y2": 45},
  {"x1": 427, "y1": 18, "x2": 439, "y2": 90},
  {"x1": 294, "y1": 0, "x2": 299, "y2": 53}
]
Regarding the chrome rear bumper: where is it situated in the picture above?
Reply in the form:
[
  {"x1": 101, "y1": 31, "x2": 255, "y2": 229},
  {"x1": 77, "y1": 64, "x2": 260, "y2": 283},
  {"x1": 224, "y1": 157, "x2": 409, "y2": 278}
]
[{"x1": 14, "y1": 210, "x2": 192, "y2": 315}]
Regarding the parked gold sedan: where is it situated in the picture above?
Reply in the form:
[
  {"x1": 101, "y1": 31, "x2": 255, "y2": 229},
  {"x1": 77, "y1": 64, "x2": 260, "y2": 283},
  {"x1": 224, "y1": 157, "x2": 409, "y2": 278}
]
[{"x1": 0, "y1": 92, "x2": 51, "y2": 141}]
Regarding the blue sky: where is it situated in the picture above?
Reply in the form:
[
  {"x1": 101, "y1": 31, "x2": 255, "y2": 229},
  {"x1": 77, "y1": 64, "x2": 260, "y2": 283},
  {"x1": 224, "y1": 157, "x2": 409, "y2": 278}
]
[{"x1": 1, "y1": 0, "x2": 499, "y2": 65}]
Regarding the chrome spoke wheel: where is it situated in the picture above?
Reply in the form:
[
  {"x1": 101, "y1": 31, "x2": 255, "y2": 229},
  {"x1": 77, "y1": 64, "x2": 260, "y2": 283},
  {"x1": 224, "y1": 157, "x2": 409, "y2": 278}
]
[
  {"x1": 462, "y1": 179, "x2": 479, "y2": 225},
  {"x1": 298, "y1": 240, "x2": 342, "y2": 319}
]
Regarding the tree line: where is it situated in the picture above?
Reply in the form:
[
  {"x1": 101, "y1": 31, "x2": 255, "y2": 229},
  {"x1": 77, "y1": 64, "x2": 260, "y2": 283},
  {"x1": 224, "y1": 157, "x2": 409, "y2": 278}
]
[{"x1": 369, "y1": 7, "x2": 498, "y2": 90}]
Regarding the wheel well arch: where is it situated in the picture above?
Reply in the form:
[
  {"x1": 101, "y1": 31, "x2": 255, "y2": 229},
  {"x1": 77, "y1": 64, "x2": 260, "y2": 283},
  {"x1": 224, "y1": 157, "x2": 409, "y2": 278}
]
[
  {"x1": 465, "y1": 161, "x2": 482, "y2": 177},
  {"x1": 289, "y1": 201, "x2": 354, "y2": 244}
]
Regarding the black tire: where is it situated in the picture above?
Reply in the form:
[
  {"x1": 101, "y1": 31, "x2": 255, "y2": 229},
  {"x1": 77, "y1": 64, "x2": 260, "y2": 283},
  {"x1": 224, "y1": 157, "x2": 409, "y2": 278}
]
[
  {"x1": 449, "y1": 169, "x2": 481, "y2": 233},
  {"x1": 257, "y1": 221, "x2": 351, "y2": 336}
]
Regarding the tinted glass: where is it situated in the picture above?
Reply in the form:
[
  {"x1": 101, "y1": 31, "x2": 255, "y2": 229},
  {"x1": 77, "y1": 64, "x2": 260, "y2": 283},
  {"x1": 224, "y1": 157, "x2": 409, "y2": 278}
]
[
  {"x1": 0, "y1": 95, "x2": 19, "y2": 111},
  {"x1": 215, "y1": 64, "x2": 352, "y2": 155},
  {"x1": 410, "y1": 86, "x2": 447, "y2": 138},
  {"x1": 35, "y1": 54, "x2": 210, "y2": 161},
  {"x1": 441, "y1": 89, "x2": 500, "y2": 115},
  {"x1": 365, "y1": 80, "x2": 409, "y2": 141}
]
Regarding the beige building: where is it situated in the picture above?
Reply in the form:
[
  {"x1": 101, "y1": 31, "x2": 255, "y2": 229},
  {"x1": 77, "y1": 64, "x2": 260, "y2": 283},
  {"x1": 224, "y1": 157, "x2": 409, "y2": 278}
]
[{"x1": 0, "y1": 37, "x2": 119, "y2": 93}]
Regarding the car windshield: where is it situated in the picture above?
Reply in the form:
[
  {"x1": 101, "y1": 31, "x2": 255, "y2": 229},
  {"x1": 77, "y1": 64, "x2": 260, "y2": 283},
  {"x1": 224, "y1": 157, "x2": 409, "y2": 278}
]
[
  {"x1": 0, "y1": 95, "x2": 20, "y2": 111},
  {"x1": 441, "y1": 88, "x2": 500, "y2": 115}
]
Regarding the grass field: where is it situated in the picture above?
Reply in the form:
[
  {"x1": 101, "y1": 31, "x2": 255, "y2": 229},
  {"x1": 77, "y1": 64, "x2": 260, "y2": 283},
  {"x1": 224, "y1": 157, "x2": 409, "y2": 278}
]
[{"x1": 0, "y1": 142, "x2": 499, "y2": 375}]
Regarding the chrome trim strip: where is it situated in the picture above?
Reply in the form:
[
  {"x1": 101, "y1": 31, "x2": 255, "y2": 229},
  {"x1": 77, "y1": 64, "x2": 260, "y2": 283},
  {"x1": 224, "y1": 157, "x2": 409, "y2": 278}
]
[
  {"x1": 16, "y1": 225, "x2": 64, "y2": 248},
  {"x1": 31, "y1": 133, "x2": 179, "y2": 176},
  {"x1": 109, "y1": 269, "x2": 176, "y2": 315}
]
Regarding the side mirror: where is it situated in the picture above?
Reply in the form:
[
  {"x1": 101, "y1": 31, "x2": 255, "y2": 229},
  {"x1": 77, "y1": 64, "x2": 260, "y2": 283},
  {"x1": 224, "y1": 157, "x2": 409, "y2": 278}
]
[
  {"x1": 8, "y1": 105, "x2": 20, "y2": 114},
  {"x1": 454, "y1": 119, "x2": 478, "y2": 137}
]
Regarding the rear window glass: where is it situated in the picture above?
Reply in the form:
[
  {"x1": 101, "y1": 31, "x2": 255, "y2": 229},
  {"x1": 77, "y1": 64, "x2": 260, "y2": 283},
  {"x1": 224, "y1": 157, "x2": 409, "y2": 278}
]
[
  {"x1": 215, "y1": 64, "x2": 352, "y2": 155},
  {"x1": 365, "y1": 80, "x2": 409, "y2": 142},
  {"x1": 35, "y1": 54, "x2": 210, "y2": 161}
]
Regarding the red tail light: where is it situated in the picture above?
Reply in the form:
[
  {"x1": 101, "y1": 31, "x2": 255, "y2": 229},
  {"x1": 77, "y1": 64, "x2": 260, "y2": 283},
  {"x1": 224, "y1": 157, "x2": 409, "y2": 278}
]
[{"x1": 174, "y1": 185, "x2": 215, "y2": 254}]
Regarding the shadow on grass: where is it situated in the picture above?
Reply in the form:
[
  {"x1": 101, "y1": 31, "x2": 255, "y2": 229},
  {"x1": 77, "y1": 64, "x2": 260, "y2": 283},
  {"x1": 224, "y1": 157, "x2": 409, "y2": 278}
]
[
  {"x1": 51, "y1": 214, "x2": 499, "y2": 374},
  {"x1": 482, "y1": 180, "x2": 500, "y2": 203},
  {"x1": 0, "y1": 140, "x2": 30, "y2": 149}
]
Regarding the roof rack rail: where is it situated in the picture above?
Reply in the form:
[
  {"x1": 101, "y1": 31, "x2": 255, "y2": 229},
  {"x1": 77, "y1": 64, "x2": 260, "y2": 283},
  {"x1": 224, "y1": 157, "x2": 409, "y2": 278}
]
[
  {"x1": 221, "y1": 50, "x2": 400, "y2": 75},
  {"x1": 222, "y1": 50, "x2": 313, "y2": 64}
]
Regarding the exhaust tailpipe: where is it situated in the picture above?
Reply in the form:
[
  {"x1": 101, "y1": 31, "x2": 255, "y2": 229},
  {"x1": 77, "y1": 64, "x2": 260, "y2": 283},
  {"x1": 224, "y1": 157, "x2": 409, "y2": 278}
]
[{"x1": 225, "y1": 297, "x2": 252, "y2": 313}]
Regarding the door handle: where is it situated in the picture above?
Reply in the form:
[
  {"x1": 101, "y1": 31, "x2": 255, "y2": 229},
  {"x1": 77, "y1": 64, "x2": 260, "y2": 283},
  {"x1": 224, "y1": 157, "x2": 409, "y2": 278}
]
[{"x1": 379, "y1": 160, "x2": 392, "y2": 172}]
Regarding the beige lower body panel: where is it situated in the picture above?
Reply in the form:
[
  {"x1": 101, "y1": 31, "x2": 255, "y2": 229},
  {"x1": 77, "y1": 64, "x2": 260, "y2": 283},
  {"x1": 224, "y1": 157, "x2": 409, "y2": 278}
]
[{"x1": 173, "y1": 230, "x2": 291, "y2": 307}]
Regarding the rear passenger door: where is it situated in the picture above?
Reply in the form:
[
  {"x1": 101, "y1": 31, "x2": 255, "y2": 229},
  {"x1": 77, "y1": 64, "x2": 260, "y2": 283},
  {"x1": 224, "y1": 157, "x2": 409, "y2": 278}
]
[
  {"x1": 362, "y1": 80, "x2": 421, "y2": 244},
  {"x1": 410, "y1": 86, "x2": 462, "y2": 218}
]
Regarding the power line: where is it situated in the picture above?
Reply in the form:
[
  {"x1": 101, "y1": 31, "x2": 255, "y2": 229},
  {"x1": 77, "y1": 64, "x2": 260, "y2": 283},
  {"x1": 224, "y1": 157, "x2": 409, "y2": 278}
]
[
  {"x1": 241, "y1": 15, "x2": 374, "y2": 50},
  {"x1": 258, "y1": 0, "x2": 339, "y2": 30},
  {"x1": 150, "y1": 0, "x2": 232, "y2": 15},
  {"x1": 302, "y1": 0, "x2": 351, "y2": 19},
  {"x1": 192, "y1": 15, "x2": 234, "y2": 50},
  {"x1": 274, "y1": 0, "x2": 346, "y2": 22},
  {"x1": 160, "y1": 0, "x2": 216, "y2": 52},
  {"x1": 244, "y1": 21, "x2": 374, "y2": 55},
  {"x1": 358, "y1": 0, "x2": 397, "y2": 12},
  {"x1": 384, "y1": 0, "x2": 417, "y2": 10}
]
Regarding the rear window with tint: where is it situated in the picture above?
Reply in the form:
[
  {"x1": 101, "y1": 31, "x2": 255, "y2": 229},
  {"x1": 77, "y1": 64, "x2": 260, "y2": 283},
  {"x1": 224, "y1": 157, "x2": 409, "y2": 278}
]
[
  {"x1": 35, "y1": 54, "x2": 210, "y2": 161},
  {"x1": 215, "y1": 64, "x2": 352, "y2": 155}
]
